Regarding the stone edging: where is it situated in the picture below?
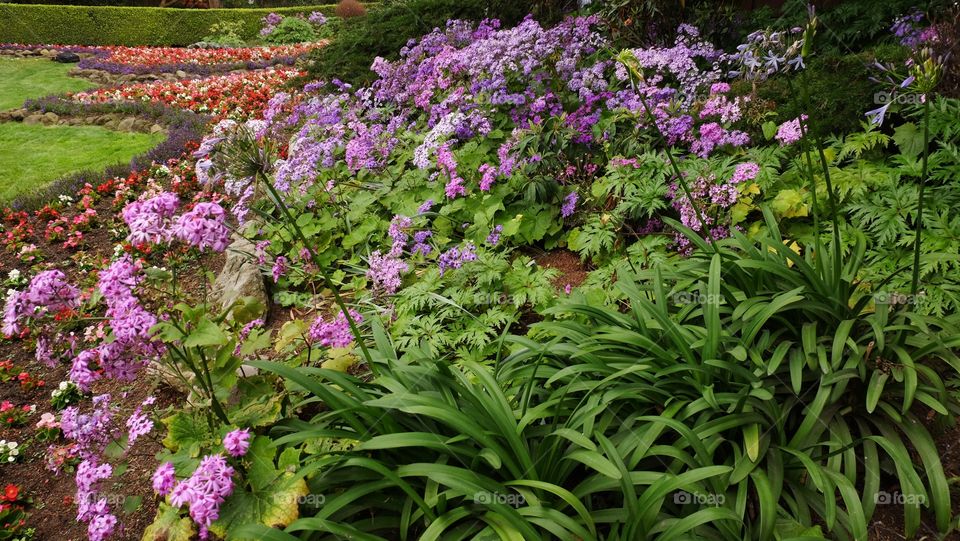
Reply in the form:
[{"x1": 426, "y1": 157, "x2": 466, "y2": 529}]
[{"x1": 0, "y1": 108, "x2": 166, "y2": 134}]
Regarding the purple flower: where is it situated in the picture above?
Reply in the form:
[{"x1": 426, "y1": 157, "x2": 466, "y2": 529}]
[
  {"x1": 478, "y1": 163, "x2": 497, "y2": 191},
  {"x1": 438, "y1": 144, "x2": 466, "y2": 198},
  {"x1": 561, "y1": 192, "x2": 579, "y2": 218},
  {"x1": 367, "y1": 251, "x2": 408, "y2": 294},
  {"x1": 169, "y1": 454, "x2": 235, "y2": 540},
  {"x1": 731, "y1": 162, "x2": 759, "y2": 183},
  {"x1": 272, "y1": 256, "x2": 288, "y2": 283},
  {"x1": 411, "y1": 230, "x2": 433, "y2": 255},
  {"x1": 234, "y1": 318, "x2": 264, "y2": 356},
  {"x1": 171, "y1": 202, "x2": 231, "y2": 252},
  {"x1": 309, "y1": 309, "x2": 363, "y2": 348},
  {"x1": 308, "y1": 11, "x2": 327, "y2": 25},
  {"x1": 438, "y1": 242, "x2": 478, "y2": 275},
  {"x1": 61, "y1": 394, "x2": 116, "y2": 459},
  {"x1": 775, "y1": 115, "x2": 808, "y2": 146},
  {"x1": 3, "y1": 270, "x2": 80, "y2": 336},
  {"x1": 388, "y1": 215, "x2": 412, "y2": 256},
  {"x1": 417, "y1": 199, "x2": 435, "y2": 214},
  {"x1": 125, "y1": 406, "x2": 153, "y2": 444},
  {"x1": 486, "y1": 224, "x2": 503, "y2": 246},
  {"x1": 223, "y1": 428, "x2": 252, "y2": 457},
  {"x1": 152, "y1": 462, "x2": 176, "y2": 496},
  {"x1": 123, "y1": 192, "x2": 179, "y2": 246}
]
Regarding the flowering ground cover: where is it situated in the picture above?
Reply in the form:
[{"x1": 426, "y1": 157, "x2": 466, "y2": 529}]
[
  {"x1": 2, "y1": 3, "x2": 960, "y2": 541},
  {"x1": 0, "y1": 58, "x2": 94, "y2": 110},
  {"x1": 71, "y1": 68, "x2": 302, "y2": 120}
]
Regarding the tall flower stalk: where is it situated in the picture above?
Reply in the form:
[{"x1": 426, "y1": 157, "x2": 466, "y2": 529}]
[
  {"x1": 910, "y1": 95, "x2": 931, "y2": 295},
  {"x1": 907, "y1": 45, "x2": 942, "y2": 295}
]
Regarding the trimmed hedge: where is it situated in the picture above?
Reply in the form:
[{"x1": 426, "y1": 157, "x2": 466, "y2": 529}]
[{"x1": 0, "y1": 3, "x2": 353, "y2": 46}]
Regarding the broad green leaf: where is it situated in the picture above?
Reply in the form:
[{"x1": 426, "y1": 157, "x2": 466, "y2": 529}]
[
  {"x1": 182, "y1": 318, "x2": 229, "y2": 348},
  {"x1": 141, "y1": 502, "x2": 196, "y2": 541}
]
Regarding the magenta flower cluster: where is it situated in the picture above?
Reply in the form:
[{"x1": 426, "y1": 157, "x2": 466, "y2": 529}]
[
  {"x1": 171, "y1": 202, "x2": 232, "y2": 252},
  {"x1": 3, "y1": 270, "x2": 80, "y2": 336},
  {"x1": 309, "y1": 308, "x2": 363, "y2": 348},
  {"x1": 775, "y1": 116, "x2": 808, "y2": 146},
  {"x1": 668, "y1": 162, "x2": 759, "y2": 252},
  {"x1": 223, "y1": 428, "x2": 252, "y2": 457},
  {"x1": 169, "y1": 454, "x2": 235, "y2": 539},
  {"x1": 122, "y1": 192, "x2": 179, "y2": 245}
]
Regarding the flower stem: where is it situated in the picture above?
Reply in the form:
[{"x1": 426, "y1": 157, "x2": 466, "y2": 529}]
[
  {"x1": 910, "y1": 95, "x2": 931, "y2": 295},
  {"x1": 258, "y1": 173, "x2": 374, "y2": 370}
]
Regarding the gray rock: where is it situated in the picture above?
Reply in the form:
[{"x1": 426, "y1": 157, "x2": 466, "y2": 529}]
[
  {"x1": 175, "y1": 70, "x2": 188, "y2": 78},
  {"x1": 236, "y1": 364, "x2": 260, "y2": 378},
  {"x1": 23, "y1": 114, "x2": 43, "y2": 125},
  {"x1": 211, "y1": 235, "x2": 269, "y2": 321},
  {"x1": 117, "y1": 117, "x2": 136, "y2": 132},
  {"x1": 150, "y1": 124, "x2": 166, "y2": 134},
  {"x1": 53, "y1": 51, "x2": 80, "y2": 63},
  {"x1": 42, "y1": 112, "x2": 59, "y2": 124}
]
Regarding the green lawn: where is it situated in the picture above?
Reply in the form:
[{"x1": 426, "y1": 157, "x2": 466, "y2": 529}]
[
  {"x1": 0, "y1": 58, "x2": 96, "y2": 111},
  {"x1": 0, "y1": 123, "x2": 164, "y2": 200}
]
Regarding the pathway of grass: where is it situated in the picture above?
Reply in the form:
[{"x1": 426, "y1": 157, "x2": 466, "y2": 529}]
[
  {"x1": 0, "y1": 123, "x2": 164, "y2": 200},
  {"x1": 0, "y1": 57, "x2": 96, "y2": 110}
]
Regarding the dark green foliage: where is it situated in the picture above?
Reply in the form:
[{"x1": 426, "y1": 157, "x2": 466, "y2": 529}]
[
  {"x1": 0, "y1": 3, "x2": 339, "y2": 46},
  {"x1": 743, "y1": 47, "x2": 907, "y2": 138},
  {"x1": 304, "y1": 0, "x2": 528, "y2": 86},
  {"x1": 769, "y1": 0, "x2": 950, "y2": 52},
  {"x1": 263, "y1": 15, "x2": 318, "y2": 43},
  {"x1": 239, "y1": 218, "x2": 960, "y2": 540}
]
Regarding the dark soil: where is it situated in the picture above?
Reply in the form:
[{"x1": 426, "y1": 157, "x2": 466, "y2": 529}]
[
  {"x1": 531, "y1": 248, "x2": 590, "y2": 291},
  {"x1": 0, "y1": 187, "x2": 218, "y2": 540}
]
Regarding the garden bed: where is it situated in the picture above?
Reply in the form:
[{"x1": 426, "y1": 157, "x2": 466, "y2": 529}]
[{"x1": 1, "y1": 3, "x2": 959, "y2": 541}]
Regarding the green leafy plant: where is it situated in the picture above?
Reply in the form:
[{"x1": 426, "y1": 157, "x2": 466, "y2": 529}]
[
  {"x1": 263, "y1": 16, "x2": 318, "y2": 44},
  {"x1": 203, "y1": 20, "x2": 247, "y2": 47}
]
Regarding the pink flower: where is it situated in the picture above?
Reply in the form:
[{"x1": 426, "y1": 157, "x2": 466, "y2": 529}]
[
  {"x1": 223, "y1": 428, "x2": 252, "y2": 457},
  {"x1": 309, "y1": 309, "x2": 363, "y2": 348},
  {"x1": 37, "y1": 412, "x2": 59, "y2": 429},
  {"x1": 171, "y1": 202, "x2": 231, "y2": 252},
  {"x1": 152, "y1": 462, "x2": 176, "y2": 496},
  {"x1": 169, "y1": 454, "x2": 235, "y2": 539},
  {"x1": 366, "y1": 251, "x2": 408, "y2": 295},
  {"x1": 775, "y1": 115, "x2": 808, "y2": 146}
]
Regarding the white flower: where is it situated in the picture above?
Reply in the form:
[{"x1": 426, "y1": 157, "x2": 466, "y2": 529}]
[{"x1": 8, "y1": 269, "x2": 20, "y2": 280}]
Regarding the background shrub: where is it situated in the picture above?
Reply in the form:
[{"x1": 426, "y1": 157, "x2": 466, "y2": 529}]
[
  {"x1": 334, "y1": 0, "x2": 365, "y2": 17},
  {"x1": 304, "y1": 0, "x2": 528, "y2": 86},
  {"x1": 0, "y1": 3, "x2": 349, "y2": 45}
]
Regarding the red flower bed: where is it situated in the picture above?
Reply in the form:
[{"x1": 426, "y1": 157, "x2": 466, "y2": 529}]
[
  {"x1": 95, "y1": 44, "x2": 320, "y2": 67},
  {"x1": 71, "y1": 68, "x2": 302, "y2": 120}
]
